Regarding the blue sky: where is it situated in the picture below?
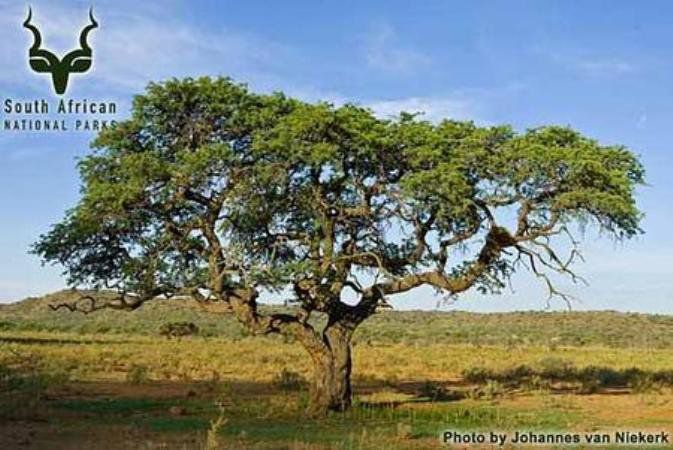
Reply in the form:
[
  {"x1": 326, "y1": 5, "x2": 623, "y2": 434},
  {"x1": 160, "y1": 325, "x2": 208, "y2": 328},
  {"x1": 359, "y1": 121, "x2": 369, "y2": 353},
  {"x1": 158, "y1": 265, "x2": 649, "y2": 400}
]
[{"x1": 0, "y1": 0, "x2": 671, "y2": 312}]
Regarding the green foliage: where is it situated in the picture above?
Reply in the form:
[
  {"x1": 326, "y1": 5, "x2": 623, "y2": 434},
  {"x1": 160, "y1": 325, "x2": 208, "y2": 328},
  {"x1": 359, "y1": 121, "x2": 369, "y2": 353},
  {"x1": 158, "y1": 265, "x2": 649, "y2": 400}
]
[
  {"x1": 31, "y1": 76, "x2": 644, "y2": 316},
  {"x1": 33, "y1": 77, "x2": 299, "y2": 295}
]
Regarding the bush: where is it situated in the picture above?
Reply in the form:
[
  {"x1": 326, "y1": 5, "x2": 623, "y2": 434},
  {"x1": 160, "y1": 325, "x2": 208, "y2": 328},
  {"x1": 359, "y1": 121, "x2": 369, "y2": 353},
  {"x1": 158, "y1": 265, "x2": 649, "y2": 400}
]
[
  {"x1": 579, "y1": 366, "x2": 624, "y2": 387},
  {"x1": 159, "y1": 321, "x2": 199, "y2": 338},
  {"x1": 126, "y1": 363, "x2": 150, "y2": 384},
  {"x1": 481, "y1": 380, "x2": 506, "y2": 400},
  {"x1": 538, "y1": 357, "x2": 575, "y2": 380},
  {"x1": 462, "y1": 367, "x2": 491, "y2": 384},
  {"x1": 272, "y1": 368, "x2": 306, "y2": 391},
  {"x1": 578, "y1": 378, "x2": 600, "y2": 394},
  {"x1": 630, "y1": 374, "x2": 663, "y2": 394},
  {"x1": 463, "y1": 365, "x2": 534, "y2": 386},
  {"x1": 504, "y1": 365, "x2": 535, "y2": 383},
  {"x1": 418, "y1": 381, "x2": 463, "y2": 402},
  {"x1": 418, "y1": 381, "x2": 447, "y2": 401},
  {"x1": 525, "y1": 374, "x2": 551, "y2": 392}
]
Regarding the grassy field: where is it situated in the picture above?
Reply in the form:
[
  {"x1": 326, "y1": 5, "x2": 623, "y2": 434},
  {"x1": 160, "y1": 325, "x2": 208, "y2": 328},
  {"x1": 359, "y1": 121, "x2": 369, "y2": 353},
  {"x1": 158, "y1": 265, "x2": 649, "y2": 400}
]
[{"x1": 2, "y1": 291, "x2": 673, "y2": 449}]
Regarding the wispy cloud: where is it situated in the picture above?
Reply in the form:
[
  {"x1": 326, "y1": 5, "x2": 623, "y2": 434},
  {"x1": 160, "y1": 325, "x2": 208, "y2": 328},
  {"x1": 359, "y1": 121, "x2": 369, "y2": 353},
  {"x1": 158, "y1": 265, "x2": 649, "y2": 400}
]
[
  {"x1": 534, "y1": 46, "x2": 636, "y2": 78},
  {"x1": 0, "y1": 1, "x2": 298, "y2": 97},
  {"x1": 368, "y1": 96, "x2": 477, "y2": 123},
  {"x1": 363, "y1": 23, "x2": 430, "y2": 74},
  {"x1": 365, "y1": 82, "x2": 529, "y2": 124},
  {"x1": 91, "y1": 12, "x2": 295, "y2": 94}
]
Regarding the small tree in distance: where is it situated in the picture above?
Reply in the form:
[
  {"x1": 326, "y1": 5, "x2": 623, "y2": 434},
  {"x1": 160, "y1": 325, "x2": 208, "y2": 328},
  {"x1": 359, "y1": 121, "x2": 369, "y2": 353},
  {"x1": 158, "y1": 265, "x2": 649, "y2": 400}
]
[{"x1": 33, "y1": 78, "x2": 644, "y2": 415}]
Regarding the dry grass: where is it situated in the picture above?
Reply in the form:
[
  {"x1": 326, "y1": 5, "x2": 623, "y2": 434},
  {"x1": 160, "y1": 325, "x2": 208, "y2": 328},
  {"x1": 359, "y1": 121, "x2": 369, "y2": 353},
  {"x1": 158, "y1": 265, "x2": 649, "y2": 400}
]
[
  {"x1": 4, "y1": 293, "x2": 673, "y2": 448},
  {"x1": 3, "y1": 331, "x2": 673, "y2": 385},
  {"x1": 2, "y1": 330, "x2": 673, "y2": 448}
]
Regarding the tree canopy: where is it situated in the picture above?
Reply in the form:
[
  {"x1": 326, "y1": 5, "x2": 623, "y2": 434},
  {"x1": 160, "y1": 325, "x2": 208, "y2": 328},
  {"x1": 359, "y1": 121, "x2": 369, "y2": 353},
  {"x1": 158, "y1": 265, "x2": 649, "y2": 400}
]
[{"x1": 33, "y1": 77, "x2": 644, "y2": 413}]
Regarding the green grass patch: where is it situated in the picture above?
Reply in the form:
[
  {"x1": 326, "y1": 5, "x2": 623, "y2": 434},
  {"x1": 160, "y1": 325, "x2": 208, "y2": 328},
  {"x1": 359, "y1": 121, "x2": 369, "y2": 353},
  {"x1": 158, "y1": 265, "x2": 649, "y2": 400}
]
[
  {"x1": 144, "y1": 416, "x2": 210, "y2": 432},
  {"x1": 55, "y1": 397, "x2": 169, "y2": 414}
]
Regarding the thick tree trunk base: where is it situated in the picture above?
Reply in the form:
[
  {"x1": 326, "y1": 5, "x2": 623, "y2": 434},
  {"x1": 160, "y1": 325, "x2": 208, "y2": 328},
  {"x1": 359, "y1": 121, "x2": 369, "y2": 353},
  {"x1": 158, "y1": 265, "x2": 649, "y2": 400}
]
[
  {"x1": 306, "y1": 323, "x2": 353, "y2": 416},
  {"x1": 308, "y1": 357, "x2": 352, "y2": 416}
]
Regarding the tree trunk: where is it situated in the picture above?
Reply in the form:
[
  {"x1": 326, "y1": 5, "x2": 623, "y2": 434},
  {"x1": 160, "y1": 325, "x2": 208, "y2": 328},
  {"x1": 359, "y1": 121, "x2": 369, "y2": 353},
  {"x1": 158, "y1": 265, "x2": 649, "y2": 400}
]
[{"x1": 307, "y1": 321, "x2": 353, "y2": 416}]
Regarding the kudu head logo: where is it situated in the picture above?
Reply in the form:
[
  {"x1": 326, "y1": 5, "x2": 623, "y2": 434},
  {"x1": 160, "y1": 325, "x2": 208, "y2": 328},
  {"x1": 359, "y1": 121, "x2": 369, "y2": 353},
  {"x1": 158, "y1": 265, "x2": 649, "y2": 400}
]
[{"x1": 23, "y1": 7, "x2": 98, "y2": 95}]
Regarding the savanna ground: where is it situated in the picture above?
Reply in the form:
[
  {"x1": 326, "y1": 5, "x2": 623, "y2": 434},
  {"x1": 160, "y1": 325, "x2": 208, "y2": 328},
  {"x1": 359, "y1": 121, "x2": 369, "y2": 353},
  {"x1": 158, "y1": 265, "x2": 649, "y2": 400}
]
[{"x1": 2, "y1": 291, "x2": 673, "y2": 449}]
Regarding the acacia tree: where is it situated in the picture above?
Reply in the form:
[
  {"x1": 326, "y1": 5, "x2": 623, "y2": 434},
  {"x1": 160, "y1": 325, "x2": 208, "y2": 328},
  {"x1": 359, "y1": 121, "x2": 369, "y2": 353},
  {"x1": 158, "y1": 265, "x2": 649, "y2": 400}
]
[{"x1": 34, "y1": 77, "x2": 644, "y2": 415}]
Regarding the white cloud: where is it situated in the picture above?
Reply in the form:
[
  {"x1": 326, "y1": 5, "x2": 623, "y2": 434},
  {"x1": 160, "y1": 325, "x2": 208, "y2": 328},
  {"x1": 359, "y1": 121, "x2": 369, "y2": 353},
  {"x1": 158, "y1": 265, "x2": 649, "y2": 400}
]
[
  {"x1": 366, "y1": 82, "x2": 528, "y2": 124},
  {"x1": 535, "y1": 46, "x2": 636, "y2": 78},
  {"x1": 262, "y1": 86, "x2": 349, "y2": 107},
  {"x1": 363, "y1": 23, "x2": 430, "y2": 74},
  {"x1": 90, "y1": 13, "x2": 295, "y2": 94},
  {"x1": 368, "y1": 96, "x2": 479, "y2": 123},
  {"x1": 0, "y1": 1, "x2": 298, "y2": 97}
]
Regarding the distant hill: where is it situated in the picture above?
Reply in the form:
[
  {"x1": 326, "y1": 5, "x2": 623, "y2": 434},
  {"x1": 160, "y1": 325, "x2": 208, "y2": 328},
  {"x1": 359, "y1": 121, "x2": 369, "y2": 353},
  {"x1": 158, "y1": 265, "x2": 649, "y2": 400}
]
[{"x1": 1, "y1": 290, "x2": 673, "y2": 349}]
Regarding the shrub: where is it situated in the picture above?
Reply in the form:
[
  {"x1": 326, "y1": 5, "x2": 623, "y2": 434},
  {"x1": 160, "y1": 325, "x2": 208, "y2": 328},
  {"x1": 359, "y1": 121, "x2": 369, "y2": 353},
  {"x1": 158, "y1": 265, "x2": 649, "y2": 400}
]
[
  {"x1": 630, "y1": 374, "x2": 663, "y2": 394},
  {"x1": 272, "y1": 368, "x2": 306, "y2": 391},
  {"x1": 579, "y1": 366, "x2": 624, "y2": 387},
  {"x1": 159, "y1": 321, "x2": 199, "y2": 338},
  {"x1": 503, "y1": 365, "x2": 535, "y2": 384},
  {"x1": 462, "y1": 367, "x2": 491, "y2": 384},
  {"x1": 578, "y1": 378, "x2": 600, "y2": 395},
  {"x1": 481, "y1": 380, "x2": 506, "y2": 400},
  {"x1": 538, "y1": 357, "x2": 575, "y2": 380},
  {"x1": 525, "y1": 374, "x2": 552, "y2": 392},
  {"x1": 418, "y1": 380, "x2": 447, "y2": 401},
  {"x1": 126, "y1": 363, "x2": 150, "y2": 384}
]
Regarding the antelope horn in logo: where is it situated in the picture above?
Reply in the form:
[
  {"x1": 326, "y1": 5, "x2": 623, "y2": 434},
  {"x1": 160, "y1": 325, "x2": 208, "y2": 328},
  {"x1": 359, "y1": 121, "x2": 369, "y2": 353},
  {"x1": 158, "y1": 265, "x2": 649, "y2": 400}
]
[
  {"x1": 23, "y1": 7, "x2": 98, "y2": 95},
  {"x1": 79, "y1": 8, "x2": 98, "y2": 52},
  {"x1": 23, "y1": 8, "x2": 42, "y2": 51}
]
